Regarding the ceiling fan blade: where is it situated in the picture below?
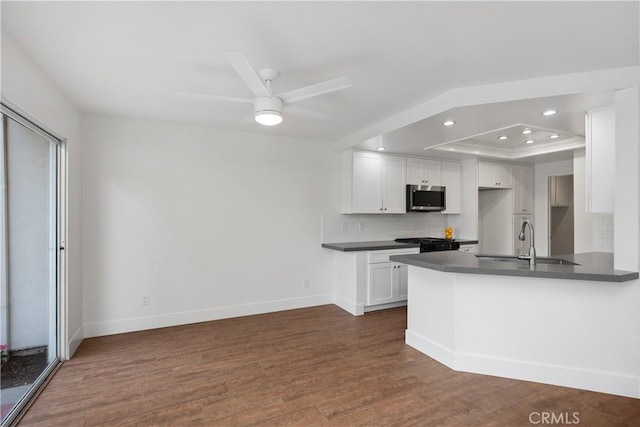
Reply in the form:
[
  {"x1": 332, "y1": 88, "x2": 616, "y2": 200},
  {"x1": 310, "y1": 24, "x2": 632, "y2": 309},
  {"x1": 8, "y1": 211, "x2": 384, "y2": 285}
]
[
  {"x1": 278, "y1": 76, "x2": 352, "y2": 104},
  {"x1": 224, "y1": 52, "x2": 270, "y2": 98},
  {"x1": 284, "y1": 104, "x2": 329, "y2": 121},
  {"x1": 177, "y1": 91, "x2": 253, "y2": 104}
]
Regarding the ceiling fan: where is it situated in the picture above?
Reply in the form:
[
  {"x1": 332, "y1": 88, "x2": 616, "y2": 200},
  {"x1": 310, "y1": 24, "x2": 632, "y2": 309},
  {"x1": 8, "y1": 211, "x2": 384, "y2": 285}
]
[{"x1": 178, "y1": 53, "x2": 352, "y2": 126}]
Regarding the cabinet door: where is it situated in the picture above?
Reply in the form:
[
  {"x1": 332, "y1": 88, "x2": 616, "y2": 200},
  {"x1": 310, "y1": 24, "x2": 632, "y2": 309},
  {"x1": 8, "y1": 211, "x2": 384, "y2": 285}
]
[
  {"x1": 520, "y1": 166, "x2": 534, "y2": 212},
  {"x1": 441, "y1": 161, "x2": 461, "y2": 214},
  {"x1": 406, "y1": 158, "x2": 425, "y2": 185},
  {"x1": 396, "y1": 264, "x2": 408, "y2": 299},
  {"x1": 586, "y1": 106, "x2": 614, "y2": 213},
  {"x1": 352, "y1": 151, "x2": 383, "y2": 213},
  {"x1": 494, "y1": 163, "x2": 512, "y2": 188},
  {"x1": 512, "y1": 165, "x2": 534, "y2": 213},
  {"x1": 478, "y1": 162, "x2": 495, "y2": 187},
  {"x1": 424, "y1": 160, "x2": 442, "y2": 186},
  {"x1": 382, "y1": 155, "x2": 406, "y2": 213},
  {"x1": 368, "y1": 263, "x2": 395, "y2": 306}
]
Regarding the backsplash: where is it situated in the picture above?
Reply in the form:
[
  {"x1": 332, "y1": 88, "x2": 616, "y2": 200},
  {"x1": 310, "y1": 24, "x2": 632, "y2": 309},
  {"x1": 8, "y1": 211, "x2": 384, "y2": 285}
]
[
  {"x1": 321, "y1": 213, "x2": 448, "y2": 243},
  {"x1": 592, "y1": 213, "x2": 614, "y2": 252}
]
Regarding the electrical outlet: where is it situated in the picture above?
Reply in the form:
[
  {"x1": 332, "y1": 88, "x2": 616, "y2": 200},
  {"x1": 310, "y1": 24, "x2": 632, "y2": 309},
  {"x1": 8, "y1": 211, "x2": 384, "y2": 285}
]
[
  {"x1": 341, "y1": 222, "x2": 347, "y2": 232},
  {"x1": 358, "y1": 222, "x2": 364, "y2": 231},
  {"x1": 142, "y1": 295, "x2": 150, "y2": 306},
  {"x1": 304, "y1": 279, "x2": 311, "y2": 288}
]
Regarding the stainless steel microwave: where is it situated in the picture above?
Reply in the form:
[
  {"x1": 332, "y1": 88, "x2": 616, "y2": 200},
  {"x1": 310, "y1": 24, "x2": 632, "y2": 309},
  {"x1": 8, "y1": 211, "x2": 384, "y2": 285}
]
[{"x1": 406, "y1": 185, "x2": 446, "y2": 212}]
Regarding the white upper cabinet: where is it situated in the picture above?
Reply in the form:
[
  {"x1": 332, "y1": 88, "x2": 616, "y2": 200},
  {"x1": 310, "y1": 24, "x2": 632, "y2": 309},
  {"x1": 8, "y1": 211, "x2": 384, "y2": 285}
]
[
  {"x1": 478, "y1": 161, "x2": 513, "y2": 189},
  {"x1": 585, "y1": 106, "x2": 615, "y2": 213},
  {"x1": 441, "y1": 161, "x2": 461, "y2": 214},
  {"x1": 512, "y1": 165, "x2": 534, "y2": 213},
  {"x1": 381, "y1": 155, "x2": 407, "y2": 213},
  {"x1": 351, "y1": 151, "x2": 383, "y2": 213},
  {"x1": 407, "y1": 158, "x2": 442, "y2": 186},
  {"x1": 342, "y1": 151, "x2": 406, "y2": 214},
  {"x1": 342, "y1": 151, "x2": 461, "y2": 214}
]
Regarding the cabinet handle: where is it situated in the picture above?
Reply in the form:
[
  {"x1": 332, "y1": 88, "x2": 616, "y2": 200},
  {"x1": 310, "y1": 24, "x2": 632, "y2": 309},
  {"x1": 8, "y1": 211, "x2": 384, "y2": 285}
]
[
  {"x1": 383, "y1": 208, "x2": 387, "y2": 211},
  {"x1": 379, "y1": 208, "x2": 383, "y2": 211}
]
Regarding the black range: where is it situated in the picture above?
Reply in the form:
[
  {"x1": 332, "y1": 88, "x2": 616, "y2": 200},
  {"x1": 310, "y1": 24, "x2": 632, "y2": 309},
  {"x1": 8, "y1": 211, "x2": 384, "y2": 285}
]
[{"x1": 394, "y1": 237, "x2": 461, "y2": 253}]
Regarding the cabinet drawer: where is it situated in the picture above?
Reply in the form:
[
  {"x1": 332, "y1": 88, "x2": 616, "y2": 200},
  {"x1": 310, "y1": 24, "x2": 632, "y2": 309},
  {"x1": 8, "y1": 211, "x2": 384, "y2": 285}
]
[{"x1": 368, "y1": 248, "x2": 419, "y2": 263}]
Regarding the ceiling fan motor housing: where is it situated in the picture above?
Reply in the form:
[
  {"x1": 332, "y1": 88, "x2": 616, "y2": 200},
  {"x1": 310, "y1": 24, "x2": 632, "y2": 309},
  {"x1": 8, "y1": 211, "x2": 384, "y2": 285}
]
[{"x1": 254, "y1": 96, "x2": 283, "y2": 114}]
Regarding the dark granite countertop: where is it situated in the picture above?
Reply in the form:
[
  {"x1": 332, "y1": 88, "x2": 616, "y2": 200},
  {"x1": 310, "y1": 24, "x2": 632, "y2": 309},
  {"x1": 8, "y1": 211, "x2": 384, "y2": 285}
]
[
  {"x1": 321, "y1": 241, "x2": 420, "y2": 252},
  {"x1": 322, "y1": 239, "x2": 478, "y2": 252},
  {"x1": 389, "y1": 251, "x2": 639, "y2": 283}
]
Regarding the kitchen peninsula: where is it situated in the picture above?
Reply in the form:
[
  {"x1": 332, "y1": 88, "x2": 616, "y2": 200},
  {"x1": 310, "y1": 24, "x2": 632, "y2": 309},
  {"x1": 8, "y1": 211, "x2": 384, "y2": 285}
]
[{"x1": 390, "y1": 250, "x2": 640, "y2": 399}]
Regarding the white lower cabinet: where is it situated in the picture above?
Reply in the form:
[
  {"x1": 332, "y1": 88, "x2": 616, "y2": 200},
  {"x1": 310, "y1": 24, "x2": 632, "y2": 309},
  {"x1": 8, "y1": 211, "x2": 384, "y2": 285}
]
[
  {"x1": 368, "y1": 262, "x2": 408, "y2": 306},
  {"x1": 458, "y1": 245, "x2": 477, "y2": 254},
  {"x1": 365, "y1": 248, "x2": 418, "y2": 310}
]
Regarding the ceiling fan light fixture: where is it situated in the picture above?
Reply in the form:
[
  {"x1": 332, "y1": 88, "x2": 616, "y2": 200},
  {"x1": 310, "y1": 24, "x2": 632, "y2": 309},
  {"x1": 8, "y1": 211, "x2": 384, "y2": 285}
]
[
  {"x1": 254, "y1": 97, "x2": 284, "y2": 126},
  {"x1": 255, "y1": 111, "x2": 282, "y2": 126}
]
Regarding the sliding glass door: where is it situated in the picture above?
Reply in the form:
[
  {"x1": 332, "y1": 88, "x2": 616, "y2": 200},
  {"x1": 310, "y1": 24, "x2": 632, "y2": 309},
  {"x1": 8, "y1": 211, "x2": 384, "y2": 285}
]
[{"x1": 0, "y1": 107, "x2": 62, "y2": 426}]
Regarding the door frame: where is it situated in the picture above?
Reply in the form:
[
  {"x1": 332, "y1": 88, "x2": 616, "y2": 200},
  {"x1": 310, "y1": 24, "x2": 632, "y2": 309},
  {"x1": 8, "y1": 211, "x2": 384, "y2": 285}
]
[{"x1": 1, "y1": 101, "x2": 67, "y2": 427}]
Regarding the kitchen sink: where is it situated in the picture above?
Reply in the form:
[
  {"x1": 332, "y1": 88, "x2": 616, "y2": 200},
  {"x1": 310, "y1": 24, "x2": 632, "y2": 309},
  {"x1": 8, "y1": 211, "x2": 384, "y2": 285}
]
[{"x1": 475, "y1": 255, "x2": 580, "y2": 266}]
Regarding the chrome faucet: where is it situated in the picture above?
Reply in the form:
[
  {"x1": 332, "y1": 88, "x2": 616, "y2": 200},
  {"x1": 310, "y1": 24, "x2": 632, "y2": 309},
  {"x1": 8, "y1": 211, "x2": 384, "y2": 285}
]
[{"x1": 517, "y1": 219, "x2": 536, "y2": 266}]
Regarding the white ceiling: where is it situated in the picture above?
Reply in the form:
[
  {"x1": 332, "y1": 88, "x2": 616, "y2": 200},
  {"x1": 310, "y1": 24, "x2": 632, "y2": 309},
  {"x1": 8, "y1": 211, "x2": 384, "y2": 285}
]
[{"x1": 2, "y1": 1, "x2": 638, "y2": 156}]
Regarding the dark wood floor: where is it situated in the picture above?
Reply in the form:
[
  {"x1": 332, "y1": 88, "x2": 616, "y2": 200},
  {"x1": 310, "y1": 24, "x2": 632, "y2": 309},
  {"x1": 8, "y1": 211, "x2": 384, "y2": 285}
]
[{"x1": 19, "y1": 305, "x2": 640, "y2": 426}]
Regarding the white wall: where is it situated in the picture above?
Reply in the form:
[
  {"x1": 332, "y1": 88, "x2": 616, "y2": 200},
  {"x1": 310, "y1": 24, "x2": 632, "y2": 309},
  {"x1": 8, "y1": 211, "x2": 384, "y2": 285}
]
[
  {"x1": 81, "y1": 115, "x2": 334, "y2": 337},
  {"x1": 321, "y1": 213, "x2": 447, "y2": 243},
  {"x1": 1, "y1": 34, "x2": 83, "y2": 357}
]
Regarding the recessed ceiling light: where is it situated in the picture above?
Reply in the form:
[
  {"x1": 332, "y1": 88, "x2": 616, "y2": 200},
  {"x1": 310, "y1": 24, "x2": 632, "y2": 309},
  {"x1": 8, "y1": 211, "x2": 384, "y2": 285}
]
[
  {"x1": 542, "y1": 110, "x2": 557, "y2": 116},
  {"x1": 525, "y1": 139, "x2": 535, "y2": 144},
  {"x1": 377, "y1": 146, "x2": 386, "y2": 151},
  {"x1": 498, "y1": 135, "x2": 508, "y2": 140},
  {"x1": 549, "y1": 134, "x2": 560, "y2": 139},
  {"x1": 522, "y1": 128, "x2": 532, "y2": 135},
  {"x1": 443, "y1": 120, "x2": 456, "y2": 126}
]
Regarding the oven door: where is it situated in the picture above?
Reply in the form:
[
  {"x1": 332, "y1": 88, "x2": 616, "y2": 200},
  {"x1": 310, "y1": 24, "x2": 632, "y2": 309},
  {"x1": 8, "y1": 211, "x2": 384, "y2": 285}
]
[{"x1": 407, "y1": 185, "x2": 446, "y2": 211}]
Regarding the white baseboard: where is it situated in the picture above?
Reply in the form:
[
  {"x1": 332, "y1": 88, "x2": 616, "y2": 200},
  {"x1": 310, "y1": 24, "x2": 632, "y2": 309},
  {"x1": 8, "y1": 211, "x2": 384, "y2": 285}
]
[
  {"x1": 83, "y1": 293, "x2": 333, "y2": 338},
  {"x1": 333, "y1": 295, "x2": 364, "y2": 316},
  {"x1": 365, "y1": 301, "x2": 407, "y2": 312},
  {"x1": 406, "y1": 329, "x2": 640, "y2": 399},
  {"x1": 67, "y1": 324, "x2": 84, "y2": 358},
  {"x1": 405, "y1": 329, "x2": 455, "y2": 367}
]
